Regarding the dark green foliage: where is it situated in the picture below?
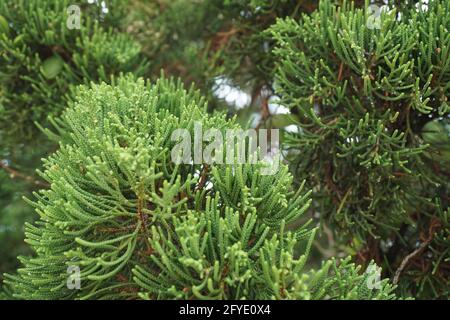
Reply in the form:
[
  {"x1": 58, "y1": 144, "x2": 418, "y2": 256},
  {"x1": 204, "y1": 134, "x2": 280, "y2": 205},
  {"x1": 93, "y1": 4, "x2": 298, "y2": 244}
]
[
  {"x1": 0, "y1": 140, "x2": 55, "y2": 287},
  {"x1": 0, "y1": 0, "x2": 446, "y2": 301},
  {"x1": 0, "y1": 0, "x2": 147, "y2": 145},
  {"x1": 0, "y1": 171, "x2": 34, "y2": 276},
  {"x1": 269, "y1": 0, "x2": 449, "y2": 298},
  {"x1": 127, "y1": 0, "x2": 318, "y2": 105}
]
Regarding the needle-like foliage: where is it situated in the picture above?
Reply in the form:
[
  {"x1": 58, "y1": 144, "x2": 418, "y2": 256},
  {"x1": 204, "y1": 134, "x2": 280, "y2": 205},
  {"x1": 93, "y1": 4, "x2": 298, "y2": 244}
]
[
  {"x1": 269, "y1": 0, "x2": 449, "y2": 298},
  {"x1": 0, "y1": 0, "x2": 147, "y2": 145},
  {"x1": 0, "y1": 0, "x2": 148, "y2": 280},
  {"x1": 4, "y1": 76, "x2": 399, "y2": 300}
]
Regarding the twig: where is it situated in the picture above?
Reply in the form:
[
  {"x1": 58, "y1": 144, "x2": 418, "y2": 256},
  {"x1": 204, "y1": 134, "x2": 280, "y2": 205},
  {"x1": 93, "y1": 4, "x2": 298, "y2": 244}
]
[
  {"x1": 255, "y1": 88, "x2": 271, "y2": 131},
  {"x1": 212, "y1": 27, "x2": 241, "y2": 51},
  {"x1": 195, "y1": 164, "x2": 209, "y2": 192},
  {"x1": 96, "y1": 225, "x2": 136, "y2": 234},
  {"x1": 313, "y1": 240, "x2": 335, "y2": 258},
  {"x1": 393, "y1": 218, "x2": 441, "y2": 284},
  {"x1": 0, "y1": 160, "x2": 49, "y2": 188},
  {"x1": 337, "y1": 62, "x2": 344, "y2": 82}
]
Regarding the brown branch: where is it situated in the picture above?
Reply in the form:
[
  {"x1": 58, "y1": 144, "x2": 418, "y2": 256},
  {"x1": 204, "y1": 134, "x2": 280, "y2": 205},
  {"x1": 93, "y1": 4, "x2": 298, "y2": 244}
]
[
  {"x1": 0, "y1": 161, "x2": 49, "y2": 188},
  {"x1": 393, "y1": 217, "x2": 441, "y2": 284},
  {"x1": 137, "y1": 195, "x2": 152, "y2": 252},
  {"x1": 337, "y1": 62, "x2": 344, "y2": 82},
  {"x1": 324, "y1": 162, "x2": 342, "y2": 203},
  {"x1": 195, "y1": 164, "x2": 210, "y2": 192},
  {"x1": 211, "y1": 27, "x2": 241, "y2": 51}
]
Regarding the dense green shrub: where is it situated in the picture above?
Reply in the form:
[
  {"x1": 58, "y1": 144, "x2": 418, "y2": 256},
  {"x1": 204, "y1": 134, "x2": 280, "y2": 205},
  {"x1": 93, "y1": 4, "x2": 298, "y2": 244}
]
[
  {"x1": 269, "y1": 0, "x2": 449, "y2": 298},
  {"x1": 0, "y1": 0, "x2": 147, "y2": 145},
  {"x1": 4, "y1": 76, "x2": 399, "y2": 299}
]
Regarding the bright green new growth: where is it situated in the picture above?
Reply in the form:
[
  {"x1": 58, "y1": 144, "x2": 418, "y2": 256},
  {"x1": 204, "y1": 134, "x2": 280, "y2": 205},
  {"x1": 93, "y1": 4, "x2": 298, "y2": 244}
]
[
  {"x1": 4, "y1": 76, "x2": 398, "y2": 300},
  {"x1": 269, "y1": 0, "x2": 449, "y2": 298},
  {"x1": 0, "y1": 0, "x2": 147, "y2": 145}
]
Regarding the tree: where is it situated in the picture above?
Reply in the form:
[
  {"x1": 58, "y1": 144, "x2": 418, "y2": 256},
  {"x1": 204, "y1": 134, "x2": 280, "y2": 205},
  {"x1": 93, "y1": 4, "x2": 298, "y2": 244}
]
[{"x1": 4, "y1": 76, "x2": 398, "y2": 300}]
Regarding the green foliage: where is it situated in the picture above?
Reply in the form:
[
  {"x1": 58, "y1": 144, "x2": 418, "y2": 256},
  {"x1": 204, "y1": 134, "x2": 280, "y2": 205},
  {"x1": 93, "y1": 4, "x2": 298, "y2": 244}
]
[
  {"x1": 0, "y1": 0, "x2": 147, "y2": 145},
  {"x1": 308, "y1": 256, "x2": 399, "y2": 299},
  {"x1": 0, "y1": 171, "x2": 34, "y2": 276},
  {"x1": 4, "y1": 76, "x2": 398, "y2": 300},
  {"x1": 0, "y1": 0, "x2": 446, "y2": 301},
  {"x1": 0, "y1": 0, "x2": 148, "y2": 292},
  {"x1": 127, "y1": 0, "x2": 319, "y2": 105},
  {"x1": 269, "y1": 0, "x2": 449, "y2": 298}
]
